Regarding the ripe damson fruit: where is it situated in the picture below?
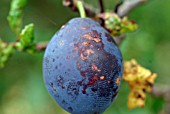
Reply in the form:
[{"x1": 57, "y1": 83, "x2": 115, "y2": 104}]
[{"x1": 43, "y1": 18, "x2": 123, "y2": 114}]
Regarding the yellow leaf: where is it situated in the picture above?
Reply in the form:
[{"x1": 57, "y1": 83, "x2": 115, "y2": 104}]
[{"x1": 123, "y1": 59, "x2": 157, "y2": 109}]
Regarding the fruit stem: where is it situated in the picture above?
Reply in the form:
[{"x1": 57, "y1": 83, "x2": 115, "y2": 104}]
[{"x1": 76, "y1": 0, "x2": 86, "y2": 18}]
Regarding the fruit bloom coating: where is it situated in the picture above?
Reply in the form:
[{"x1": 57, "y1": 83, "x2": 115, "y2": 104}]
[{"x1": 43, "y1": 18, "x2": 123, "y2": 114}]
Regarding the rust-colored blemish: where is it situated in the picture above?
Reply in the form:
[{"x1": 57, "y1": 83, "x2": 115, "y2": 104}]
[
  {"x1": 91, "y1": 30, "x2": 101, "y2": 38},
  {"x1": 82, "y1": 42, "x2": 90, "y2": 46},
  {"x1": 82, "y1": 34, "x2": 101, "y2": 43},
  {"x1": 85, "y1": 49, "x2": 94, "y2": 55},
  {"x1": 80, "y1": 70, "x2": 89, "y2": 77},
  {"x1": 80, "y1": 49, "x2": 94, "y2": 60},
  {"x1": 91, "y1": 64, "x2": 101, "y2": 72},
  {"x1": 93, "y1": 38, "x2": 101, "y2": 42},
  {"x1": 89, "y1": 74, "x2": 98, "y2": 85},
  {"x1": 116, "y1": 77, "x2": 121, "y2": 86},
  {"x1": 53, "y1": 88, "x2": 56, "y2": 92},
  {"x1": 72, "y1": 43, "x2": 81, "y2": 53},
  {"x1": 82, "y1": 74, "x2": 99, "y2": 94},
  {"x1": 100, "y1": 76, "x2": 105, "y2": 80},
  {"x1": 90, "y1": 45, "x2": 94, "y2": 49},
  {"x1": 82, "y1": 34, "x2": 93, "y2": 40}
]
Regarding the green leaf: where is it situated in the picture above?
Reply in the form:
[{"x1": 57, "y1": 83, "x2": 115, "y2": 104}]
[
  {"x1": 0, "y1": 39, "x2": 14, "y2": 68},
  {"x1": 15, "y1": 23, "x2": 35, "y2": 54},
  {"x1": 103, "y1": 12, "x2": 138, "y2": 37},
  {"x1": 7, "y1": 0, "x2": 27, "y2": 35}
]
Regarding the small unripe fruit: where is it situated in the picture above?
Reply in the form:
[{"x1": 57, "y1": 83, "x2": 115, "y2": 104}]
[{"x1": 43, "y1": 18, "x2": 123, "y2": 114}]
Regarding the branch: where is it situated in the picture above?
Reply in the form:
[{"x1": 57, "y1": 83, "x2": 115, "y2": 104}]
[
  {"x1": 116, "y1": 0, "x2": 147, "y2": 18},
  {"x1": 98, "y1": 0, "x2": 104, "y2": 13},
  {"x1": 152, "y1": 85, "x2": 170, "y2": 114},
  {"x1": 36, "y1": 42, "x2": 48, "y2": 52},
  {"x1": 114, "y1": 34, "x2": 126, "y2": 45},
  {"x1": 63, "y1": 0, "x2": 99, "y2": 17}
]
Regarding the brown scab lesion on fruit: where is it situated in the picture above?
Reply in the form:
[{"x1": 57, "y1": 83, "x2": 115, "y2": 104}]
[
  {"x1": 116, "y1": 77, "x2": 121, "y2": 86},
  {"x1": 82, "y1": 74, "x2": 99, "y2": 94},
  {"x1": 100, "y1": 76, "x2": 105, "y2": 80},
  {"x1": 53, "y1": 88, "x2": 56, "y2": 92},
  {"x1": 105, "y1": 33, "x2": 112, "y2": 42},
  {"x1": 82, "y1": 33, "x2": 101, "y2": 43},
  {"x1": 79, "y1": 49, "x2": 94, "y2": 60},
  {"x1": 82, "y1": 42, "x2": 91, "y2": 46},
  {"x1": 72, "y1": 43, "x2": 81, "y2": 53},
  {"x1": 91, "y1": 64, "x2": 101, "y2": 72}
]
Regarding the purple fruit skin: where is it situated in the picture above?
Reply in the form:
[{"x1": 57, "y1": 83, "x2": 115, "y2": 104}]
[{"x1": 43, "y1": 18, "x2": 123, "y2": 114}]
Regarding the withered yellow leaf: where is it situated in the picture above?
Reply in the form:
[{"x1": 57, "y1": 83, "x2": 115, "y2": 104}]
[{"x1": 123, "y1": 59, "x2": 157, "y2": 109}]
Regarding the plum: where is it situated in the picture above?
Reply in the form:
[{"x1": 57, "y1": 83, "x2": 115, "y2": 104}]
[{"x1": 43, "y1": 18, "x2": 123, "y2": 114}]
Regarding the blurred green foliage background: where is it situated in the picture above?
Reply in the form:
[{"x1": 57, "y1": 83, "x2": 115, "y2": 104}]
[{"x1": 0, "y1": 0, "x2": 170, "y2": 114}]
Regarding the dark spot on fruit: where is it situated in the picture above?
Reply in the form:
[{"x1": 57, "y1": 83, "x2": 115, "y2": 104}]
[
  {"x1": 111, "y1": 92, "x2": 118, "y2": 102},
  {"x1": 53, "y1": 88, "x2": 56, "y2": 92},
  {"x1": 91, "y1": 88, "x2": 97, "y2": 92},
  {"x1": 80, "y1": 70, "x2": 89, "y2": 77},
  {"x1": 56, "y1": 75, "x2": 65, "y2": 88},
  {"x1": 82, "y1": 74, "x2": 99, "y2": 94},
  {"x1": 67, "y1": 107, "x2": 73, "y2": 112},
  {"x1": 105, "y1": 33, "x2": 112, "y2": 42},
  {"x1": 52, "y1": 58, "x2": 55, "y2": 62},
  {"x1": 67, "y1": 81, "x2": 79, "y2": 101}
]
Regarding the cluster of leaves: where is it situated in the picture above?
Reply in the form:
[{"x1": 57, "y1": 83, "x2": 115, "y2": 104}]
[
  {"x1": 0, "y1": 0, "x2": 35, "y2": 68},
  {"x1": 97, "y1": 12, "x2": 138, "y2": 37}
]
